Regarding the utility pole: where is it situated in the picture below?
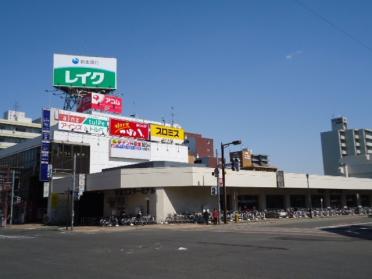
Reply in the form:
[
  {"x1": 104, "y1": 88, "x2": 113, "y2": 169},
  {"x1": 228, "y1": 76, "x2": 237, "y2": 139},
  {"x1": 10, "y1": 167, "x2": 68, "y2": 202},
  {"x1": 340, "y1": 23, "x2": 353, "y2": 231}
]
[
  {"x1": 216, "y1": 149, "x2": 221, "y2": 224},
  {"x1": 10, "y1": 170, "x2": 15, "y2": 225},
  {"x1": 221, "y1": 143, "x2": 227, "y2": 224},
  {"x1": 71, "y1": 153, "x2": 76, "y2": 230}
]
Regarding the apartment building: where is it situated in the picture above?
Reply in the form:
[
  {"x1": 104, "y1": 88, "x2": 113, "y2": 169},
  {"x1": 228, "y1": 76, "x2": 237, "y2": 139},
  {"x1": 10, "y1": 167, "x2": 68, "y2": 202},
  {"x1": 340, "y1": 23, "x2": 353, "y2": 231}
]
[
  {"x1": 321, "y1": 117, "x2": 372, "y2": 178},
  {"x1": 0, "y1": 110, "x2": 41, "y2": 150}
]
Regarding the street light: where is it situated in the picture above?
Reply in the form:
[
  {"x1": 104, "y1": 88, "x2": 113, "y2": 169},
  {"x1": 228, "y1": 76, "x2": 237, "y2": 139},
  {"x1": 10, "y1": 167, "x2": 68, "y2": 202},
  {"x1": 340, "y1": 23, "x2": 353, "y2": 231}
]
[
  {"x1": 306, "y1": 173, "x2": 313, "y2": 218},
  {"x1": 221, "y1": 140, "x2": 241, "y2": 224}
]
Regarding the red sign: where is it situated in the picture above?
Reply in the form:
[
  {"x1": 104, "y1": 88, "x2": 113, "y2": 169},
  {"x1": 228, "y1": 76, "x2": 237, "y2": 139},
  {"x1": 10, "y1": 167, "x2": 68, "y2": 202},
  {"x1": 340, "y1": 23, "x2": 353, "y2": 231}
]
[
  {"x1": 110, "y1": 118, "x2": 149, "y2": 140},
  {"x1": 77, "y1": 93, "x2": 123, "y2": 114}
]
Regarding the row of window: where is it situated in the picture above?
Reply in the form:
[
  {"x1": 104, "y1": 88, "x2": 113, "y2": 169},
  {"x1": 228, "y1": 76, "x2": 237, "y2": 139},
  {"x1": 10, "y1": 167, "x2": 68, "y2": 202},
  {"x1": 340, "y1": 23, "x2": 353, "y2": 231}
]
[
  {"x1": 0, "y1": 137, "x2": 28, "y2": 143},
  {"x1": 0, "y1": 124, "x2": 41, "y2": 134}
]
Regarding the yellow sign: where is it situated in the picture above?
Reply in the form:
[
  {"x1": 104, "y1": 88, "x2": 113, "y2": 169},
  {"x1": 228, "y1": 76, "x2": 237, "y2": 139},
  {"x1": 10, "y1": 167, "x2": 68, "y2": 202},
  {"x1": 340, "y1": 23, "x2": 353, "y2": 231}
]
[{"x1": 150, "y1": 124, "x2": 185, "y2": 142}]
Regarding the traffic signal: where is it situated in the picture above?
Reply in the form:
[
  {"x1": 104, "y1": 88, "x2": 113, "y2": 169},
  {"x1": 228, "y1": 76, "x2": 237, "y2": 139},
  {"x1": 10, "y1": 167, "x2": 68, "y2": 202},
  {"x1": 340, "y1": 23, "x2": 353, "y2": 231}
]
[
  {"x1": 211, "y1": 186, "x2": 218, "y2": 196},
  {"x1": 212, "y1": 167, "x2": 219, "y2": 177}
]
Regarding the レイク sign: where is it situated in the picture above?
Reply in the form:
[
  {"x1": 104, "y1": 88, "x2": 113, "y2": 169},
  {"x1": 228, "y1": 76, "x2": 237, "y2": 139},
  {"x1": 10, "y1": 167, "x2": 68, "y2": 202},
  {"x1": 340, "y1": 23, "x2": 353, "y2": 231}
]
[
  {"x1": 110, "y1": 138, "x2": 151, "y2": 160},
  {"x1": 77, "y1": 93, "x2": 123, "y2": 114},
  {"x1": 53, "y1": 54, "x2": 117, "y2": 90},
  {"x1": 57, "y1": 110, "x2": 108, "y2": 135},
  {"x1": 150, "y1": 124, "x2": 185, "y2": 144},
  {"x1": 110, "y1": 118, "x2": 149, "y2": 140}
]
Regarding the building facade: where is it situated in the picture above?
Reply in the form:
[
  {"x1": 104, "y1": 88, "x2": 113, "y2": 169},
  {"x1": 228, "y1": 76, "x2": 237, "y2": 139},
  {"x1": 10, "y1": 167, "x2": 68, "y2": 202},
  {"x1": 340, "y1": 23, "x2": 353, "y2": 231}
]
[
  {"x1": 50, "y1": 164, "x2": 372, "y2": 224},
  {"x1": 185, "y1": 132, "x2": 216, "y2": 167},
  {"x1": 0, "y1": 110, "x2": 41, "y2": 150},
  {"x1": 0, "y1": 108, "x2": 189, "y2": 223},
  {"x1": 321, "y1": 117, "x2": 372, "y2": 178}
]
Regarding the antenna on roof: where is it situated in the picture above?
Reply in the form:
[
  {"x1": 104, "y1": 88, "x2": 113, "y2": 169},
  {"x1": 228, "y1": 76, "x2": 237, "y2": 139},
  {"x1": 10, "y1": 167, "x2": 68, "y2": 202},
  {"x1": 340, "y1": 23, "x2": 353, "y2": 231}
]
[
  {"x1": 13, "y1": 101, "x2": 19, "y2": 112},
  {"x1": 171, "y1": 106, "x2": 175, "y2": 126},
  {"x1": 13, "y1": 101, "x2": 19, "y2": 120}
]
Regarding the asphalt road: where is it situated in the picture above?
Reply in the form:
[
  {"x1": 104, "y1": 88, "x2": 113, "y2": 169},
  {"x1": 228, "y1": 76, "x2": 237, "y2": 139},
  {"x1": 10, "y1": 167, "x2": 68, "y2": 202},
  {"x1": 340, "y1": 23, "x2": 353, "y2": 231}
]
[{"x1": 1, "y1": 216, "x2": 372, "y2": 279}]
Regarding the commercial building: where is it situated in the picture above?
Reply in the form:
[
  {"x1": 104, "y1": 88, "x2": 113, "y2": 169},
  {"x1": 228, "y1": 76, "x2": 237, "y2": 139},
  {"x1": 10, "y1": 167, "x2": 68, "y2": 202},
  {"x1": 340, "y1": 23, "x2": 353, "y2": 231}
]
[
  {"x1": 229, "y1": 149, "x2": 277, "y2": 172},
  {"x1": 51, "y1": 162, "x2": 372, "y2": 224},
  {"x1": 185, "y1": 132, "x2": 217, "y2": 167},
  {"x1": 1, "y1": 110, "x2": 372, "y2": 224},
  {"x1": 321, "y1": 117, "x2": 372, "y2": 178},
  {"x1": 0, "y1": 110, "x2": 41, "y2": 150},
  {"x1": 0, "y1": 107, "x2": 188, "y2": 223}
]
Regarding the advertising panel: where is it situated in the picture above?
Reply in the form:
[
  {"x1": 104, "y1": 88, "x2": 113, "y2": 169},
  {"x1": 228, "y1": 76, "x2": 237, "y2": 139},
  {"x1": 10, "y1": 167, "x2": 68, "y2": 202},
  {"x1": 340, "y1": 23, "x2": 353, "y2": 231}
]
[
  {"x1": 110, "y1": 138, "x2": 151, "y2": 160},
  {"x1": 57, "y1": 110, "x2": 108, "y2": 135},
  {"x1": 150, "y1": 124, "x2": 185, "y2": 144},
  {"x1": 77, "y1": 93, "x2": 123, "y2": 114},
  {"x1": 53, "y1": 54, "x2": 117, "y2": 90},
  {"x1": 40, "y1": 108, "x2": 51, "y2": 182},
  {"x1": 110, "y1": 118, "x2": 149, "y2": 140}
]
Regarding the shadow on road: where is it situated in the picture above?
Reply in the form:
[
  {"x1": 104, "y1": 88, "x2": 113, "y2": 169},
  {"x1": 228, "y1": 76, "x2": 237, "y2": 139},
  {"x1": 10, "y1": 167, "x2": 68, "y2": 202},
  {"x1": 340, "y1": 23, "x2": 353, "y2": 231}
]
[{"x1": 321, "y1": 225, "x2": 372, "y2": 241}]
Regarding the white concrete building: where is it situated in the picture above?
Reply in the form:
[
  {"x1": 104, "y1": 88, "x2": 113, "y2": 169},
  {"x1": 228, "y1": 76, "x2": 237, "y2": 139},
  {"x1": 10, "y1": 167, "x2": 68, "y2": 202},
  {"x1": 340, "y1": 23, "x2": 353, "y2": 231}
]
[
  {"x1": 51, "y1": 164, "x2": 372, "y2": 224},
  {"x1": 321, "y1": 117, "x2": 372, "y2": 178},
  {"x1": 0, "y1": 110, "x2": 41, "y2": 150}
]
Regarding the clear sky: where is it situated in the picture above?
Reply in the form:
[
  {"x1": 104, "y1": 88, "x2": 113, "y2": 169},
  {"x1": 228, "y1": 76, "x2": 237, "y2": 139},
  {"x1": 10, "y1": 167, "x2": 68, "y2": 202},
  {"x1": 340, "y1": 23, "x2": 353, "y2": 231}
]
[{"x1": 1, "y1": 0, "x2": 372, "y2": 174}]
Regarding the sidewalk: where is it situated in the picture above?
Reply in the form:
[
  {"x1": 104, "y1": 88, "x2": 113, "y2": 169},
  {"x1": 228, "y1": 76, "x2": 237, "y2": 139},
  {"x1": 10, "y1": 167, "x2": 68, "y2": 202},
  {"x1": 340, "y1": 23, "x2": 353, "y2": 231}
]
[{"x1": 1, "y1": 215, "x2": 369, "y2": 234}]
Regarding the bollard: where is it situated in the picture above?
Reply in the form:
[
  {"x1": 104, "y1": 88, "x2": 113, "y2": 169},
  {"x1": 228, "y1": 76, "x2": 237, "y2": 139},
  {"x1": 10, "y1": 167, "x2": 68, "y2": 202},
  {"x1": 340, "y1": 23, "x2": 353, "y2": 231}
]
[{"x1": 234, "y1": 212, "x2": 240, "y2": 223}]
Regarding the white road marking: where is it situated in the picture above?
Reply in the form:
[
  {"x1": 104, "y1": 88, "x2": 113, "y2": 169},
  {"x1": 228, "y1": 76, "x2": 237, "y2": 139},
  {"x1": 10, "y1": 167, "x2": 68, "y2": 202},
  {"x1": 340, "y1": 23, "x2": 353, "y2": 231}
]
[{"x1": 0, "y1": 234, "x2": 35, "y2": 239}]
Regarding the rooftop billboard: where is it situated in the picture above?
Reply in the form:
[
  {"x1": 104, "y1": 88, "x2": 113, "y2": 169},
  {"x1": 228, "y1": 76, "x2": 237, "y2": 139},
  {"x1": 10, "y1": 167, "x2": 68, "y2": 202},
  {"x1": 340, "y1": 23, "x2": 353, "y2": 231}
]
[
  {"x1": 150, "y1": 124, "x2": 185, "y2": 144},
  {"x1": 110, "y1": 118, "x2": 149, "y2": 140},
  {"x1": 57, "y1": 109, "x2": 109, "y2": 135},
  {"x1": 53, "y1": 54, "x2": 117, "y2": 90},
  {"x1": 77, "y1": 93, "x2": 123, "y2": 114}
]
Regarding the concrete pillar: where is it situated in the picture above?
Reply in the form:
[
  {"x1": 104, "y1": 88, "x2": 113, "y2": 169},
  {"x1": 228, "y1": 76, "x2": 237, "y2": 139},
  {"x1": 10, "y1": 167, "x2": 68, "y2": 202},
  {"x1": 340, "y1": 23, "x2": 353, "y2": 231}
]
[
  {"x1": 284, "y1": 193, "x2": 291, "y2": 210},
  {"x1": 232, "y1": 190, "x2": 238, "y2": 211},
  {"x1": 356, "y1": 192, "x2": 361, "y2": 207},
  {"x1": 259, "y1": 193, "x2": 266, "y2": 211},
  {"x1": 155, "y1": 188, "x2": 167, "y2": 223},
  {"x1": 341, "y1": 192, "x2": 347, "y2": 207},
  {"x1": 324, "y1": 191, "x2": 331, "y2": 208}
]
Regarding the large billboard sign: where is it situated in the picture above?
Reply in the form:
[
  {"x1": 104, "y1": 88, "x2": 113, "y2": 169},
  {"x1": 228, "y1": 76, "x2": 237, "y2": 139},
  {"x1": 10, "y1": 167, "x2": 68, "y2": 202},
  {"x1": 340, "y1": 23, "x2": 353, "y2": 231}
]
[
  {"x1": 57, "y1": 110, "x2": 109, "y2": 135},
  {"x1": 110, "y1": 118, "x2": 149, "y2": 140},
  {"x1": 77, "y1": 93, "x2": 123, "y2": 114},
  {"x1": 150, "y1": 124, "x2": 185, "y2": 144},
  {"x1": 110, "y1": 138, "x2": 151, "y2": 160},
  {"x1": 53, "y1": 54, "x2": 117, "y2": 90}
]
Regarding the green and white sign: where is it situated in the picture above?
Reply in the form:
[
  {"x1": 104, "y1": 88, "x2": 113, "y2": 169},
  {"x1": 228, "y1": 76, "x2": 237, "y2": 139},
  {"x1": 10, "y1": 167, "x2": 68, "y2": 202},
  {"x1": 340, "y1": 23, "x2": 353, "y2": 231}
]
[{"x1": 53, "y1": 54, "x2": 117, "y2": 90}]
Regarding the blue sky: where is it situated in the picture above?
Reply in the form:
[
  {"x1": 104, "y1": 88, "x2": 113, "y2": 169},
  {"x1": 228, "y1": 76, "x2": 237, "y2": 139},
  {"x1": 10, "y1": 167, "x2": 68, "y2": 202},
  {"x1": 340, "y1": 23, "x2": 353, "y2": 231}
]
[{"x1": 1, "y1": 0, "x2": 372, "y2": 174}]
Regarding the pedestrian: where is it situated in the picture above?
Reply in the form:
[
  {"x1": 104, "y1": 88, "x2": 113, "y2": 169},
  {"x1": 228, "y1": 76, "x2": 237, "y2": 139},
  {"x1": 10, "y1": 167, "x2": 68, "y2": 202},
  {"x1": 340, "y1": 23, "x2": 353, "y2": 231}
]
[
  {"x1": 203, "y1": 209, "x2": 210, "y2": 225},
  {"x1": 212, "y1": 208, "x2": 219, "y2": 224}
]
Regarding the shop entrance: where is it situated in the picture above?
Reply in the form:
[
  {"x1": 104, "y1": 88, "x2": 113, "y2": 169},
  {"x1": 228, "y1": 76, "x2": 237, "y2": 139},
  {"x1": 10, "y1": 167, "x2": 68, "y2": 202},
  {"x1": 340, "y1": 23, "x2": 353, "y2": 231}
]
[
  {"x1": 238, "y1": 195, "x2": 259, "y2": 211},
  {"x1": 77, "y1": 191, "x2": 104, "y2": 225}
]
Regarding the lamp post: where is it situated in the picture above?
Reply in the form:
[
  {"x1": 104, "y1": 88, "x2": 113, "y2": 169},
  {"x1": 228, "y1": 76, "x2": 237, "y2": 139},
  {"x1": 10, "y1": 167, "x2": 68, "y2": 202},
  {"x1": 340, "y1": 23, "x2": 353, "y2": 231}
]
[
  {"x1": 306, "y1": 173, "x2": 312, "y2": 218},
  {"x1": 221, "y1": 140, "x2": 241, "y2": 224}
]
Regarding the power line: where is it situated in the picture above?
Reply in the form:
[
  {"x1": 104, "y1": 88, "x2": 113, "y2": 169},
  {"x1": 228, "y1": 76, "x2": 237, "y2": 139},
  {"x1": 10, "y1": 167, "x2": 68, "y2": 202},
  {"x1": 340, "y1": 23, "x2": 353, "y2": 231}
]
[{"x1": 294, "y1": 0, "x2": 372, "y2": 53}]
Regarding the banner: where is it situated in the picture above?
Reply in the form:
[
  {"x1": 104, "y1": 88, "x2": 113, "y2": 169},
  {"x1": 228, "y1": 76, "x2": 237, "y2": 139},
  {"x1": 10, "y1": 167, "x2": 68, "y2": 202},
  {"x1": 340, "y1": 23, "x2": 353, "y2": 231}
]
[
  {"x1": 53, "y1": 54, "x2": 117, "y2": 90},
  {"x1": 40, "y1": 108, "x2": 51, "y2": 182},
  {"x1": 110, "y1": 138, "x2": 151, "y2": 160},
  {"x1": 57, "y1": 110, "x2": 109, "y2": 135},
  {"x1": 110, "y1": 118, "x2": 149, "y2": 140},
  {"x1": 77, "y1": 93, "x2": 123, "y2": 114},
  {"x1": 150, "y1": 124, "x2": 185, "y2": 144}
]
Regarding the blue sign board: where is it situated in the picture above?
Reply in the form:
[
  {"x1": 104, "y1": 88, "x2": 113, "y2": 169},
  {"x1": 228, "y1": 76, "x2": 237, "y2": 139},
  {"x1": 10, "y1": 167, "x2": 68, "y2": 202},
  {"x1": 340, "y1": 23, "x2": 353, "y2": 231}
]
[{"x1": 40, "y1": 108, "x2": 51, "y2": 182}]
